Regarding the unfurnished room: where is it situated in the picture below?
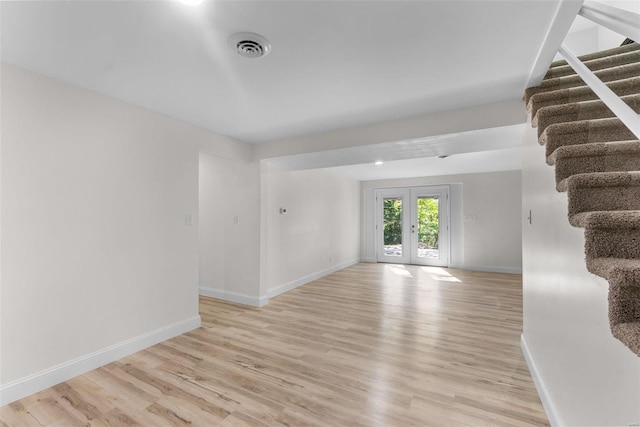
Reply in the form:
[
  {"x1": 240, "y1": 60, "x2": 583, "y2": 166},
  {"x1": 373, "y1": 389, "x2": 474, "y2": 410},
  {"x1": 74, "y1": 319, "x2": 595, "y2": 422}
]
[{"x1": 1, "y1": 1, "x2": 640, "y2": 426}]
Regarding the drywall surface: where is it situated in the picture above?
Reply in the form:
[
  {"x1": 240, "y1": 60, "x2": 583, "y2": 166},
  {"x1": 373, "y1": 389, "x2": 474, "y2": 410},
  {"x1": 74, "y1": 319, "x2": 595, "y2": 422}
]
[
  {"x1": 361, "y1": 170, "x2": 522, "y2": 273},
  {"x1": 521, "y1": 124, "x2": 640, "y2": 426},
  {"x1": 0, "y1": 64, "x2": 248, "y2": 393},
  {"x1": 254, "y1": 100, "x2": 526, "y2": 160},
  {"x1": 263, "y1": 167, "x2": 360, "y2": 295},
  {"x1": 199, "y1": 154, "x2": 261, "y2": 304}
]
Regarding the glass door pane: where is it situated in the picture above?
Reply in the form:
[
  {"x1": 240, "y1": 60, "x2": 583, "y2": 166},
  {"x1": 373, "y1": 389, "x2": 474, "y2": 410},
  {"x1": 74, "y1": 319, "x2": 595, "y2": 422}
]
[
  {"x1": 416, "y1": 196, "x2": 439, "y2": 260},
  {"x1": 383, "y1": 197, "x2": 403, "y2": 257},
  {"x1": 409, "y1": 186, "x2": 449, "y2": 267}
]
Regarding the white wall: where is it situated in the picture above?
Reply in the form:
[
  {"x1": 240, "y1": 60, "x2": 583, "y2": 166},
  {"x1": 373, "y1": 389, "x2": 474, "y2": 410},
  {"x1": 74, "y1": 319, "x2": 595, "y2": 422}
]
[
  {"x1": 361, "y1": 170, "x2": 522, "y2": 273},
  {"x1": 0, "y1": 64, "x2": 251, "y2": 403},
  {"x1": 263, "y1": 167, "x2": 361, "y2": 297},
  {"x1": 199, "y1": 154, "x2": 262, "y2": 306},
  {"x1": 521, "y1": 123, "x2": 640, "y2": 426}
]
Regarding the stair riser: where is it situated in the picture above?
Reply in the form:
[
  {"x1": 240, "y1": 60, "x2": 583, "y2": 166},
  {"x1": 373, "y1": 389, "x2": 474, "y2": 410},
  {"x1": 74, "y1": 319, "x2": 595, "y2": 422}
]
[
  {"x1": 609, "y1": 285, "x2": 640, "y2": 326},
  {"x1": 550, "y1": 43, "x2": 640, "y2": 68},
  {"x1": 529, "y1": 77, "x2": 640, "y2": 119},
  {"x1": 585, "y1": 228, "x2": 640, "y2": 259},
  {"x1": 525, "y1": 63, "x2": 640, "y2": 103},
  {"x1": 536, "y1": 96, "x2": 640, "y2": 137},
  {"x1": 546, "y1": 51, "x2": 640, "y2": 79},
  {"x1": 556, "y1": 154, "x2": 640, "y2": 188},
  {"x1": 611, "y1": 323, "x2": 640, "y2": 355},
  {"x1": 569, "y1": 186, "x2": 640, "y2": 218},
  {"x1": 545, "y1": 126, "x2": 637, "y2": 159}
]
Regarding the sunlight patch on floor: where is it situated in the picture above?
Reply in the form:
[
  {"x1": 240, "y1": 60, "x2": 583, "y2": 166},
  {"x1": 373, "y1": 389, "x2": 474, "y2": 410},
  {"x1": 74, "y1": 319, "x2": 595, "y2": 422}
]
[
  {"x1": 385, "y1": 264, "x2": 414, "y2": 277},
  {"x1": 420, "y1": 266, "x2": 462, "y2": 283}
]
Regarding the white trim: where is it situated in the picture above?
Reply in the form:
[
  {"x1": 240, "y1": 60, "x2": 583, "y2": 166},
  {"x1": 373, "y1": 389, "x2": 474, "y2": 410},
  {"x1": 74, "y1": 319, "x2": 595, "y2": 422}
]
[
  {"x1": 579, "y1": 1, "x2": 640, "y2": 45},
  {"x1": 267, "y1": 258, "x2": 360, "y2": 299},
  {"x1": 525, "y1": 0, "x2": 585, "y2": 89},
  {"x1": 558, "y1": 44, "x2": 640, "y2": 140},
  {"x1": 449, "y1": 264, "x2": 523, "y2": 275},
  {"x1": 0, "y1": 315, "x2": 201, "y2": 406},
  {"x1": 521, "y1": 334, "x2": 563, "y2": 427},
  {"x1": 199, "y1": 287, "x2": 268, "y2": 307}
]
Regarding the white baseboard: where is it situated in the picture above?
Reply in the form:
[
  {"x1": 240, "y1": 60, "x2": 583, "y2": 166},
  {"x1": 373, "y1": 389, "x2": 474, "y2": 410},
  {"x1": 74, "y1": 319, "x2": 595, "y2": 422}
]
[
  {"x1": 199, "y1": 287, "x2": 268, "y2": 307},
  {"x1": 449, "y1": 264, "x2": 523, "y2": 274},
  {"x1": 0, "y1": 315, "x2": 201, "y2": 406},
  {"x1": 521, "y1": 334, "x2": 562, "y2": 427},
  {"x1": 362, "y1": 260, "x2": 521, "y2": 274},
  {"x1": 267, "y1": 258, "x2": 360, "y2": 299}
]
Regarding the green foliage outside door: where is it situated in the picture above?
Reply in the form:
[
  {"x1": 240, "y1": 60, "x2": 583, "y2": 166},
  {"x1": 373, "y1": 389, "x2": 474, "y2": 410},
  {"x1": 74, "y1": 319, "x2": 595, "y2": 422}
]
[
  {"x1": 417, "y1": 197, "x2": 439, "y2": 249},
  {"x1": 383, "y1": 198, "x2": 402, "y2": 245},
  {"x1": 383, "y1": 197, "x2": 439, "y2": 248}
]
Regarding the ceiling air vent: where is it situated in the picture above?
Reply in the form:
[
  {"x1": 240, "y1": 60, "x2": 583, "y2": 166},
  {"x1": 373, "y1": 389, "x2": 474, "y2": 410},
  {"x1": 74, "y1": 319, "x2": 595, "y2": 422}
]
[{"x1": 229, "y1": 32, "x2": 271, "y2": 59}]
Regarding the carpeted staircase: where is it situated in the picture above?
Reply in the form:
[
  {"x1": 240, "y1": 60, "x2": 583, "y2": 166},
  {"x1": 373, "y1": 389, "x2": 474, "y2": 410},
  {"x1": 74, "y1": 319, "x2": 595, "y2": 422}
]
[{"x1": 524, "y1": 42, "x2": 640, "y2": 357}]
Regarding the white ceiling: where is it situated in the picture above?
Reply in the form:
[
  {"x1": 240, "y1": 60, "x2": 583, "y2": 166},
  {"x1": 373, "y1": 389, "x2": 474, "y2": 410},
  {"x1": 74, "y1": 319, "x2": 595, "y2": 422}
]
[
  {"x1": 1, "y1": 0, "x2": 562, "y2": 144},
  {"x1": 327, "y1": 147, "x2": 523, "y2": 182}
]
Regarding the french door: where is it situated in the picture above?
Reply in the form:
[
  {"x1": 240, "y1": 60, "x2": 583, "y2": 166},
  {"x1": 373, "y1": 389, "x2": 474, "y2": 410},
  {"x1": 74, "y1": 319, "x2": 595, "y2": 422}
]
[{"x1": 375, "y1": 186, "x2": 449, "y2": 266}]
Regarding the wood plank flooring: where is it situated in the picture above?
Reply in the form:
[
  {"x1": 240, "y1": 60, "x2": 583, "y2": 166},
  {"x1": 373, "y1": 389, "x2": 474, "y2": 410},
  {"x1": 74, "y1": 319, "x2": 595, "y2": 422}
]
[{"x1": 1, "y1": 263, "x2": 548, "y2": 426}]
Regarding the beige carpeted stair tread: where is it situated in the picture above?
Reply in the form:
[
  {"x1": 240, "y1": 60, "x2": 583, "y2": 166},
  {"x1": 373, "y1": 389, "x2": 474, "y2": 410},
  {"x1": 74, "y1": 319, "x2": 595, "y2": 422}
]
[
  {"x1": 554, "y1": 140, "x2": 640, "y2": 190},
  {"x1": 583, "y1": 211, "x2": 640, "y2": 263},
  {"x1": 542, "y1": 118, "x2": 636, "y2": 163},
  {"x1": 524, "y1": 62, "x2": 640, "y2": 104},
  {"x1": 587, "y1": 257, "x2": 640, "y2": 279},
  {"x1": 527, "y1": 76, "x2": 640, "y2": 117},
  {"x1": 533, "y1": 94, "x2": 640, "y2": 134},
  {"x1": 545, "y1": 50, "x2": 640, "y2": 79},
  {"x1": 583, "y1": 209, "x2": 640, "y2": 228},
  {"x1": 567, "y1": 172, "x2": 640, "y2": 225},
  {"x1": 575, "y1": 208, "x2": 640, "y2": 229},
  {"x1": 550, "y1": 42, "x2": 640, "y2": 68},
  {"x1": 589, "y1": 258, "x2": 640, "y2": 356}
]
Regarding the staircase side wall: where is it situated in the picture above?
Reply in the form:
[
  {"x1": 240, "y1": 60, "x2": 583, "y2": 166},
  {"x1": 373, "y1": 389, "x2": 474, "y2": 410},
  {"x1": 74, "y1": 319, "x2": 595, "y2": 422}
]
[{"x1": 521, "y1": 122, "x2": 640, "y2": 426}]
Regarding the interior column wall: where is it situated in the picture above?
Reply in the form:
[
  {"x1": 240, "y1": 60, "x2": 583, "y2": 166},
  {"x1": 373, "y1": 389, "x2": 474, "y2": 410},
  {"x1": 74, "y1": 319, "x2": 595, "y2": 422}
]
[
  {"x1": 198, "y1": 154, "x2": 262, "y2": 305},
  {"x1": 521, "y1": 123, "x2": 640, "y2": 426}
]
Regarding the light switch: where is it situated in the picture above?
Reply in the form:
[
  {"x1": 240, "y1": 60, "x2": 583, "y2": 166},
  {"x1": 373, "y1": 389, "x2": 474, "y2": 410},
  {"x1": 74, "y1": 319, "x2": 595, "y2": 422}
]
[{"x1": 185, "y1": 214, "x2": 193, "y2": 226}]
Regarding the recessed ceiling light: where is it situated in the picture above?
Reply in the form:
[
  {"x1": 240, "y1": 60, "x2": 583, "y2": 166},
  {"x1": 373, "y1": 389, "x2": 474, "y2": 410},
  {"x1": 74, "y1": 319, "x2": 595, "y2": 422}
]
[
  {"x1": 178, "y1": 0, "x2": 204, "y2": 5},
  {"x1": 374, "y1": 161, "x2": 384, "y2": 165}
]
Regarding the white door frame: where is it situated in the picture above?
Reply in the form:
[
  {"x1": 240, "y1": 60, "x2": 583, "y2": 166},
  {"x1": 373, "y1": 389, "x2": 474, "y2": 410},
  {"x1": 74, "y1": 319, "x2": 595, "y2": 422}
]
[{"x1": 375, "y1": 185, "x2": 450, "y2": 266}]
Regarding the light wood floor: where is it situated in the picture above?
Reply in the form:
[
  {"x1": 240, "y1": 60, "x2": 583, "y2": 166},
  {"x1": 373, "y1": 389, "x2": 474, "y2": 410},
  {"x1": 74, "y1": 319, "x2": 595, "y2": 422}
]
[{"x1": 1, "y1": 263, "x2": 548, "y2": 426}]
